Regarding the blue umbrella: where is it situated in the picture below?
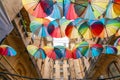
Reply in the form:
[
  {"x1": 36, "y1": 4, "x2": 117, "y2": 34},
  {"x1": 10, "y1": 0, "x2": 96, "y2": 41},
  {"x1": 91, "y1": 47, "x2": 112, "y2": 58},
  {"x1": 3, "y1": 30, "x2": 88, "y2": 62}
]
[
  {"x1": 105, "y1": 46, "x2": 118, "y2": 54},
  {"x1": 90, "y1": 44, "x2": 103, "y2": 57}
]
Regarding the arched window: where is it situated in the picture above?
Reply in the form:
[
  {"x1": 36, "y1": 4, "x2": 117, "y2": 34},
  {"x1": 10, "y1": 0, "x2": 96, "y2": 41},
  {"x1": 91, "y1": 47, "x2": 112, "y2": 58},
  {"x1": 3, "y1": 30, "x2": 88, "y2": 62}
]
[{"x1": 107, "y1": 61, "x2": 120, "y2": 79}]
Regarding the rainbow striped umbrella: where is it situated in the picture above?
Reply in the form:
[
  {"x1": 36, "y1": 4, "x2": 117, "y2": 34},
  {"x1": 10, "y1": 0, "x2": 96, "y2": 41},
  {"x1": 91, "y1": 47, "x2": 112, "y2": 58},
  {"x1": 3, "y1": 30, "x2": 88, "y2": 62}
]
[
  {"x1": 54, "y1": 46, "x2": 72, "y2": 59},
  {"x1": 100, "y1": 18, "x2": 120, "y2": 38},
  {"x1": 65, "y1": 22, "x2": 79, "y2": 39},
  {"x1": 78, "y1": 22, "x2": 93, "y2": 40},
  {"x1": 22, "y1": 0, "x2": 54, "y2": 18},
  {"x1": 0, "y1": 45, "x2": 17, "y2": 56},
  {"x1": 105, "y1": 0, "x2": 120, "y2": 18},
  {"x1": 90, "y1": 44, "x2": 103, "y2": 57},
  {"x1": 89, "y1": 20, "x2": 104, "y2": 38},
  {"x1": 49, "y1": 0, "x2": 63, "y2": 19},
  {"x1": 27, "y1": 45, "x2": 46, "y2": 59},
  {"x1": 30, "y1": 18, "x2": 50, "y2": 37},
  {"x1": 65, "y1": 0, "x2": 88, "y2": 20},
  {"x1": 104, "y1": 45, "x2": 118, "y2": 54},
  {"x1": 48, "y1": 18, "x2": 71, "y2": 38},
  {"x1": 73, "y1": 41, "x2": 89, "y2": 58},
  {"x1": 114, "y1": 38, "x2": 120, "y2": 55}
]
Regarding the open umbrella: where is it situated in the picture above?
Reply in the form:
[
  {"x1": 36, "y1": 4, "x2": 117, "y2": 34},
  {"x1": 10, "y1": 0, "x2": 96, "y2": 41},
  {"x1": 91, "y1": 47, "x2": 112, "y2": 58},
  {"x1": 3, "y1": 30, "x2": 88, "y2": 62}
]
[
  {"x1": 104, "y1": 0, "x2": 120, "y2": 18},
  {"x1": 59, "y1": 17, "x2": 71, "y2": 37},
  {"x1": 43, "y1": 46, "x2": 63, "y2": 59},
  {"x1": 54, "y1": 46, "x2": 72, "y2": 59},
  {"x1": 47, "y1": 18, "x2": 71, "y2": 38},
  {"x1": 72, "y1": 47, "x2": 83, "y2": 59},
  {"x1": 49, "y1": 0, "x2": 63, "y2": 19},
  {"x1": 65, "y1": 0, "x2": 88, "y2": 20},
  {"x1": 65, "y1": 22, "x2": 79, "y2": 39},
  {"x1": 82, "y1": 0, "x2": 109, "y2": 19},
  {"x1": 114, "y1": 38, "x2": 120, "y2": 55},
  {"x1": 90, "y1": 44, "x2": 103, "y2": 57},
  {"x1": 47, "y1": 19, "x2": 63, "y2": 38},
  {"x1": 22, "y1": 0, "x2": 54, "y2": 18},
  {"x1": 27, "y1": 45, "x2": 46, "y2": 59},
  {"x1": 101, "y1": 18, "x2": 120, "y2": 38},
  {"x1": 74, "y1": 41, "x2": 89, "y2": 57},
  {"x1": 89, "y1": 20, "x2": 104, "y2": 38},
  {"x1": 0, "y1": 45, "x2": 17, "y2": 56},
  {"x1": 104, "y1": 45, "x2": 118, "y2": 54},
  {"x1": 30, "y1": 18, "x2": 50, "y2": 37},
  {"x1": 78, "y1": 21, "x2": 93, "y2": 40}
]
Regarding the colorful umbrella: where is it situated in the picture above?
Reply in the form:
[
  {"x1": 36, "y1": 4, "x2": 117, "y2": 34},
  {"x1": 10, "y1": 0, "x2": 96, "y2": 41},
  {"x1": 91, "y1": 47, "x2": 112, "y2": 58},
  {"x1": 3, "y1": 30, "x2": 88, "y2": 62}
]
[
  {"x1": 104, "y1": 0, "x2": 120, "y2": 18},
  {"x1": 72, "y1": 18, "x2": 85, "y2": 29},
  {"x1": 82, "y1": 0, "x2": 109, "y2": 19},
  {"x1": 30, "y1": 18, "x2": 50, "y2": 37},
  {"x1": 59, "y1": 17, "x2": 71, "y2": 37},
  {"x1": 47, "y1": 19, "x2": 62, "y2": 38},
  {"x1": 89, "y1": 20, "x2": 104, "y2": 37},
  {"x1": 49, "y1": 0, "x2": 63, "y2": 19},
  {"x1": 103, "y1": 18, "x2": 120, "y2": 38},
  {"x1": 22, "y1": 0, "x2": 54, "y2": 18},
  {"x1": 104, "y1": 45, "x2": 118, "y2": 54},
  {"x1": 65, "y1": 0, "x2": 88, "y2": 20},
  {"x1": 43, "y1": 46, "x2": 62, "y2": 59},
  {"x1": 78, "y1": 21, "x2": 93, "y2": 40},
  {"x1": 54, "y1": 46, "x2": 73, "y2": 59},
  {"x1": 90, "y1": 44, "x2": 103, "y2": 57},
  {"x1": 47, "y1": 18, "x2": 71, "y2": 38},
  {"x1": 72, "y1": 48, "x2": 83, "y2": 59},
  {"x1": 81, "y1": 3, "x2": 95, "y2": 19},
  {"x1": 65, "y1": 22, "x2": 79, "y2": 39},
  {"x1": 27, "y1": 45, "x2": 46, "y2": 59},
  {"x1": 74, "y1": 41, "x2": 89, "y2": 57},
  {"x1": 0, "y1": 45, "x2": 17, "y2": 56},
  {"x1": 114, "y1": 38, "x2": 120, "y2": 55}
]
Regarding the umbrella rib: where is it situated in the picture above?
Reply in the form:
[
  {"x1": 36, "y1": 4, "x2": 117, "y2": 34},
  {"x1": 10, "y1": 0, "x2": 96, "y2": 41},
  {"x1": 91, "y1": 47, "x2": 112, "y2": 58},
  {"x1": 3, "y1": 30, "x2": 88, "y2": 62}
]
[
  {"x1": 33, "y1": 0, "x2": 41, "y2": 10},
  {"x1": 71, "y1": 2, "x2": 87, "y2": 8},
  {"x1": 113, "y1": 1, "x2": 120, "y2": 5}
]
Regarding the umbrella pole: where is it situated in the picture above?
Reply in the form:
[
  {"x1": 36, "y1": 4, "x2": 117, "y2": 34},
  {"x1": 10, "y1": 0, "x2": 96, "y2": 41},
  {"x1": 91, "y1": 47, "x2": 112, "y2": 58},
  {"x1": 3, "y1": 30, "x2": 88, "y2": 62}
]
[{"x1": 39, "y1": 37, "x2": 42, "y2": 48}]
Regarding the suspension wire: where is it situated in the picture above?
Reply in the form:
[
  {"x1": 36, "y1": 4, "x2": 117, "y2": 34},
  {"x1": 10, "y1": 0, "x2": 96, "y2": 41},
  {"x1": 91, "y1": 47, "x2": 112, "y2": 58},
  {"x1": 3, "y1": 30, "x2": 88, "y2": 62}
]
[
  {"x1": 0, "y1": 72, "x2": 43, "y2": 80},
  {"x1": 0, "y1": 71, "x2": 120, "y2": 80}
]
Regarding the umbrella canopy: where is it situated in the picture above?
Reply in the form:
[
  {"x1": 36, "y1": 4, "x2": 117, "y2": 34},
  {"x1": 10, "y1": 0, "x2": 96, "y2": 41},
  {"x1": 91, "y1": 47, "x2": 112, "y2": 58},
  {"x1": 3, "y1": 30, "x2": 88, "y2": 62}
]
[
  {"x1": 65, "y1": 22, "x2": 79, "y2": 39},
  {"x1": 114, "y1": 38, "x2": 120, "y2": 55},
  {"x1": 105, "y1": 0, "x2": 120, "y2": 18},
  {"x1": 22, "y1": 0, "x2": 54, "y2": 18},
  {"x1": 59, "y1": 17, "x2": 71, "y2": 37},
  {"x1": 65, "y1": 0, "x2": 88, "y2": 20},
  {"x1": 90, "y1": 44, "x2": 103, "y2": 57},
  {"x1": 104, "y1": 45, "x2": 118, "y2": 54},
  {"x1": 72, "y1": 47, "x2": 83, "y2": 59},
  {"x1": 89, "y1": 20, "x2": 104, "y2": 37},
  {"x1": 78, "y1": 21, "x2": 93, "y2": 40},
  {"x1": 54, "y1": 46, "x2": 72, "y2": 59},
  {"x1": 102, "y1": 18, "x2": 120, "y2": 38},
  {"x1": 43, "y1": 46, "x2": 63, "y2": 59},
  {"x1": 49, "y1": 0, "x2": 63, "y2": 19},
  {"x1": 47, "y1": 17, "x2": 71, "y2": 38},
  {"x1": 47, "y1": 19, "x2": 63, "y2": 38},
  {"x1": 30, "y1": 18, "x2": 50, "y2": 37},
  {"x1": 74, "y1": 41, "x2": 89, "y2": 57},
  {"x1": 0, "y1": 45, "x2": 17, "y2": 56},
  {"x1": 27, "y1": 45, "x2": 46, "y2": 59},
  {"x1": 82, "y1": 0, "x2": 109, "y2": 19}
]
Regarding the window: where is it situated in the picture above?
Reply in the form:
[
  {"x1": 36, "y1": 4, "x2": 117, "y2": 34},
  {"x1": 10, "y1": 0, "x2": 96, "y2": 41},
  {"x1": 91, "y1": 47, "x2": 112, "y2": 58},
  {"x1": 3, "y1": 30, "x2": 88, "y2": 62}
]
[
  {"x1": 107, "y1": 61, "x2": 120, "y2": 79},
  {"x1": 53, "y1": 37, "x2": 69, "y2": 47}
]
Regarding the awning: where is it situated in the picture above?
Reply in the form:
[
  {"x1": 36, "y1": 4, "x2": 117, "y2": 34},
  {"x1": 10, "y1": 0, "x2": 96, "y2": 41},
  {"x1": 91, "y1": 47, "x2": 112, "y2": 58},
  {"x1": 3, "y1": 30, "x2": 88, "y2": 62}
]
[{"x1": 0, "y1": 2, "x2": 13, "y2": 43}]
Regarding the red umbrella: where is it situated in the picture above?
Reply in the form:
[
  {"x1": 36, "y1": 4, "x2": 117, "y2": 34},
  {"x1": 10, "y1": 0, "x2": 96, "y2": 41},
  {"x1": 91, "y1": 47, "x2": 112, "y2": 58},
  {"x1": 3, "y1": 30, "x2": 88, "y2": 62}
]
[
  {"x1": 89, "y1": 20, "x2": 104, "y2": 37},
  {"x1": 65, "y1": 0, "x2": 88, "y2": 20},
  {"x1": 22, "y1": 0, "x2": 54, "y2": 18}
]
